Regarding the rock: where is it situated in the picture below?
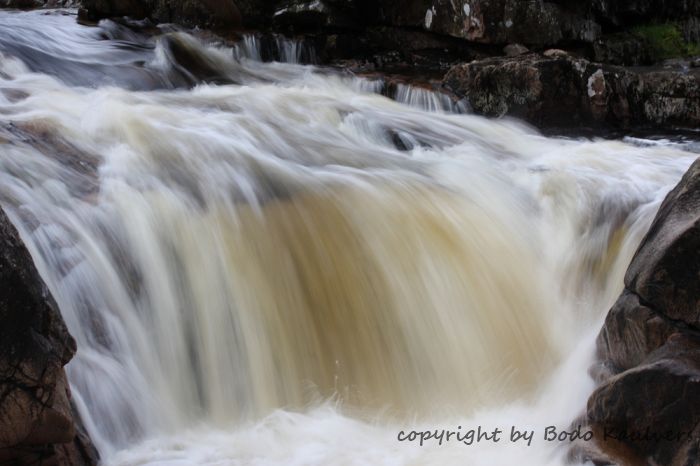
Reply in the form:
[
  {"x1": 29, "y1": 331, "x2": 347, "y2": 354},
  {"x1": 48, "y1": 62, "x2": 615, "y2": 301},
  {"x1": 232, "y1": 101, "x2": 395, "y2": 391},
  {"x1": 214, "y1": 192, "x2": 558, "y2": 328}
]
[
  {"x1": 0, "y1": 0, "x2": 43, "y2": 8},
  {"x1": 503, "y1": 43, "x2": 528, "y2": 57},
  {"x1": 0, "y1": 207, "x2": 97, "y2": 465},
  {"x1": 358, "y1": 0, "x2": 602, "y2": 46},
  {"x1": 80, "y1": 0, "x2": 242, "y2": 29},
  {"x1": 588, "y1": 159, "x2": 700, "y2": 465},
  {"x1": 592, "y1": 0, "x2": 700, "y2": 26},
  {"x1": 234, "y1": 0, "x2": 277, "y2": 26},
  {"x1": 592, "y1": 33, "x2": 653, "y2": 66},
  {"x1": 681, "y1": 16, "x2": 700, "y2": 44},
  {"x1": 589, "y1": 333, "x2": 700, "y2": 466},
  {"x1": 443, "y1": 53, "x2": 635, "y2": 127},
  {"x1": 158, "y1": 33, "x2": 239, "y2": 85},
  {"x1": 323, "y1": 26, "x2": 486, "y2": 71},
  {"x1": 542, "y1": 48, "x2": 570, "y2": 58},
  {"x1": 151, "y1": 0, "x2": 242, "y2": 29},
  {"x1": 79, "y1": 0, "x2": 152, "y2": 20},
  {"x1": 632, "y1": 69, "x2": 700, "y2": 129},
  {"x1": 625, "y1": 159, "x2": 700, "y2": 327},
  {"x1": 596, "y1": 290, "x2": 680, "y2": 373},
  {"x1": 443, "y1": 53, "x2": 700, "y2": 129},
  {"x1": 273, "y1": 0, "x2": 358, "y2": 30}
]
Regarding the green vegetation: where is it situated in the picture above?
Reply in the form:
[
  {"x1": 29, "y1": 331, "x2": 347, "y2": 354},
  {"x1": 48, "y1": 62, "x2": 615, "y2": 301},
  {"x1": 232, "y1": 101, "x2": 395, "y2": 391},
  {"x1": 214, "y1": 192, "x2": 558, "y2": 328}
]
[{"x1": 632, "y1": 23, "x2": 700, "y2": 61}]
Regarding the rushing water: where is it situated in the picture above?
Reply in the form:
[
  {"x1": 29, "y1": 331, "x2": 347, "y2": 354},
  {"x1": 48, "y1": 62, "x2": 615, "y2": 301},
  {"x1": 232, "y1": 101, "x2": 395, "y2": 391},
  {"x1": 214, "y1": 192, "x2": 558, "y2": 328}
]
[{"x1": 1, "y1": 9, "x2": 698, "y2": 466}]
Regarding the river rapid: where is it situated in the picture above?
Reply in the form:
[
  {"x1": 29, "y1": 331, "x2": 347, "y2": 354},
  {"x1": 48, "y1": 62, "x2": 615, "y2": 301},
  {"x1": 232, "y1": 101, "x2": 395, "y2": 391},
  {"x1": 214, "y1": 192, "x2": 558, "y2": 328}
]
[{"x1": 0, "y1": 9, "x2": 698, "y2": 466}]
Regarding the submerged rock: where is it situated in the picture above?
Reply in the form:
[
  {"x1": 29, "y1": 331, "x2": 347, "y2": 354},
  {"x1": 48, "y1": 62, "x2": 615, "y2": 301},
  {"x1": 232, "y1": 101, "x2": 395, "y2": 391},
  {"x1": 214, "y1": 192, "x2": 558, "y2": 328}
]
[
  {"x1": 0, "y1": 207, "x2": 97, "y2": 465},
  {"x1": 588, "y1": 159, "x2": 700, "y2": 465}
]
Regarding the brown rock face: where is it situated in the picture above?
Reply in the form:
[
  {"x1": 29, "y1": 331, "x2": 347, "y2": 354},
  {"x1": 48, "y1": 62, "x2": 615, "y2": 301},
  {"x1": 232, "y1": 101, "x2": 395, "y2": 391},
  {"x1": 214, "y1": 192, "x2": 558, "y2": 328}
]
[
  {"x1": 588, "y1": 159, "x2": 700, "y2": 466},
  {"x1": 443, "y1": 53, "x2": 700, "y2": 130},
  {"x1": 0, "y1": 207, "x2": 97, "y2": 465},
  {"x1": 596, "y1": 291, "x2": 679, "y2": 373},
  {"x1": 589, "y1": 333, "x2": 700, "y2": 466}
]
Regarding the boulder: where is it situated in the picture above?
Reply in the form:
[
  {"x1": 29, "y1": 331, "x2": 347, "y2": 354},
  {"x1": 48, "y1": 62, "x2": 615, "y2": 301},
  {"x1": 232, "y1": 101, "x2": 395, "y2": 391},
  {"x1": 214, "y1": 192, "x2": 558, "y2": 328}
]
[
  {"x1": 0, "y1": 207, "x2": 97, "y2": 465},
  {"x1": 358, "y1": 0, "x2": 601, "y2": 46},
  {"x1": 443, "y1": 53, "x2": 700, "y2": 129},
  {"x1": 588, "y1": 159, "x2": 700, "y2": 465},
  {"x1": 596, "y1": 290, "x2": 679, "y2": 373},
  {"x1": 589, "y1": 333, "x2": 700, "y2": 466},
  {"x1": 625, "y1": 159, "x2": 700, "y2": 327},
  {"x1": 443, "y1": 53, "x2": 636, "y2": 127}
]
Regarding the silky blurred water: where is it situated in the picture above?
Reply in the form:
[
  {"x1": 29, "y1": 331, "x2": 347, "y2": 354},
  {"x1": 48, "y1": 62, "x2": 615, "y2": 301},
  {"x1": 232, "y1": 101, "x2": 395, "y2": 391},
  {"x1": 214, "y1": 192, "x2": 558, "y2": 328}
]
[{"x1": 0, "y1": 9, "x2": 698, "y2": 466}]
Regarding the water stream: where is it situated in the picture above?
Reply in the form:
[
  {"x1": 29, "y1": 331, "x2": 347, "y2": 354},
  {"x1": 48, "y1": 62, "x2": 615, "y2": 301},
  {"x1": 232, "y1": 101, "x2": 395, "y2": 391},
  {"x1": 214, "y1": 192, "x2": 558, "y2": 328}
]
[{"x1": 0, "y1": 9, "x2": 698, "y2": 465}]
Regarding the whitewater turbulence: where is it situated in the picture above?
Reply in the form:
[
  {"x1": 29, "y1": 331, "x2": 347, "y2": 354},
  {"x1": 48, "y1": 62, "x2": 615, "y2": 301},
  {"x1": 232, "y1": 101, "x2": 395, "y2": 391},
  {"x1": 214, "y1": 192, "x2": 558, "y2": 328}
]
[{"x1": 0, "y1": 9, "x2": 697, "y2": 466}]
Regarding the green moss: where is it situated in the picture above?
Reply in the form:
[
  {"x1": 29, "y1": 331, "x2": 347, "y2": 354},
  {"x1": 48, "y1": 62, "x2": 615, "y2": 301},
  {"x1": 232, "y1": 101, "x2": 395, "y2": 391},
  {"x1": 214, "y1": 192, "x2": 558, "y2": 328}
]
[{"x1": 632, "y1": 23, "x2": 700, "y2": 60}]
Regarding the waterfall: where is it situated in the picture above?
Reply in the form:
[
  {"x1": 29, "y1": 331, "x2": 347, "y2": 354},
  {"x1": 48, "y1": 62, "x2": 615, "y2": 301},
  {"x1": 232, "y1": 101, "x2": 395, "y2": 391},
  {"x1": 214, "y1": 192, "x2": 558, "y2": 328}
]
[{"x1": 0, "y1": 9, "x2": 698, "y2": 466}]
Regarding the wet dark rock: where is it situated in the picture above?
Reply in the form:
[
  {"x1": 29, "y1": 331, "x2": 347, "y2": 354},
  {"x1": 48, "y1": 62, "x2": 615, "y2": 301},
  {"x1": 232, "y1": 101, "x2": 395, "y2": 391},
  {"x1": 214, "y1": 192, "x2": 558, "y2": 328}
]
[
  {"x1": 79, "y1": 0, "x2": 151, "y2": 20},
  {"x1": 0, "y1": 0, "x2": 80, "y2": 7},
  {"x1": 80, "y1": 0, "x2": 242, "y2": 29},
  {"x1": 592, "y1": 0, "x2": 700, "y2": 26},
  {"x1": 588, "y1": 159, "x2": 700, "y2": 466},
  {"x1": 625, "y1": 159, "x2": 700, "y2": 327},
  {"x1": 273, "y1": 0, "x2": 358, "y2": 31},
  {"x1": 589, "y1": 333, "x2": 700, "y2": 466},
  {"x1": 323, "y1": 26, "x2": 489, "y2": 73},
  {"x1": 0, "y1": 207, "x2": 98, "y2": 465},
  {"x1": 159, "y1": 33, "x2": 239, "y2": 85},
  {"x1": 0, "y1": 0, "x2": 43, "y2": 8},
  {"x1": 596, "y1": 290, "x2": 680, "y2": 372},
  {"x1": 592, "y1": 33, "x2": 653, "y2": 66},
  {"x1": 503, "y1": 43, "x2": 529, "y2": 57},
  {"x1": 443, "y1": 52, "x2": 634, "y2": 127},
  {"x1": 443, "y1": 52, "x2": 700, "y2": 130},
  {"x1": 151, "y1": 0, "x2": 242, "y2": 29},
  {"x1": 358, "y1": 0, "x2": 602, "y2": 46},
  {"x1": 229, "y1": 0, "x2": 275, "y2": 26},
  {"x1": 682, "y1": 17, "x2": 700, "y2": 44}
]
